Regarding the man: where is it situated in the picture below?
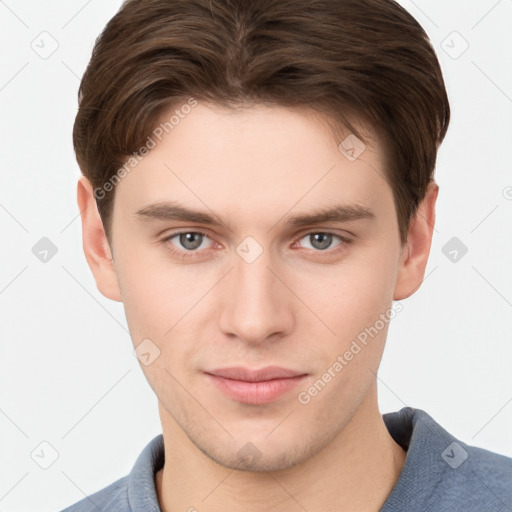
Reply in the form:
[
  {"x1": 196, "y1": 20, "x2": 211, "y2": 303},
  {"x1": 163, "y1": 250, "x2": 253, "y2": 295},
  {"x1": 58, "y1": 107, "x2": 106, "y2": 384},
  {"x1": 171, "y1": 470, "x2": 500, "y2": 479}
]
[{"x1": 62, "y1": 0, "x2": 512, "y2": 510}]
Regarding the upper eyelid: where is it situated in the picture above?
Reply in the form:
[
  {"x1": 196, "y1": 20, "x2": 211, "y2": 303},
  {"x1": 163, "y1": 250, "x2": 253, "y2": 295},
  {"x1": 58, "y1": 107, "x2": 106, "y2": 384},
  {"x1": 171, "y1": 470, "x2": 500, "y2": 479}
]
[{"x1": 163, "y1": 229, "x2": 350, "y2": 249}]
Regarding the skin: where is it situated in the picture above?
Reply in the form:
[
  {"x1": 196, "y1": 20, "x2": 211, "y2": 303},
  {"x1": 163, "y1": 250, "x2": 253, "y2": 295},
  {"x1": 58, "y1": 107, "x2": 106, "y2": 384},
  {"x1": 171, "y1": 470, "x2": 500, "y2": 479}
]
[{"x1": 78, "y1": 102, "x2": 438, "y2": 511}]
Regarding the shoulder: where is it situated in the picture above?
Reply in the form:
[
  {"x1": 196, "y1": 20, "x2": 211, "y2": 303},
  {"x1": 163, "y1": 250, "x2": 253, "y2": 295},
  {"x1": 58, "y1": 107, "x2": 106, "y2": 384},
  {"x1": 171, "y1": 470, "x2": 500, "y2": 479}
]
[
  {"x1": 58, "y1": 434, "x2": 164, "y2": 512},
  {"x1": 382, "y1": 407, "x2": 512, "y2": 512},
  {"x1": 58, "y1": 475, "x2": 130, "y2": 511},
  {"x1": 448, "y1": 442, "x2": 512, "y2": 509}
]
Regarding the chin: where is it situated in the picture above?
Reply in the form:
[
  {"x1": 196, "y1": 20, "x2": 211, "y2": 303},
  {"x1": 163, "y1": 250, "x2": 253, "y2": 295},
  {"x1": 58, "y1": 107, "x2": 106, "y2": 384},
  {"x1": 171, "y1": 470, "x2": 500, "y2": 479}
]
[{"x1": 195, "y1": 434, "x2": 321, "y2": 473}]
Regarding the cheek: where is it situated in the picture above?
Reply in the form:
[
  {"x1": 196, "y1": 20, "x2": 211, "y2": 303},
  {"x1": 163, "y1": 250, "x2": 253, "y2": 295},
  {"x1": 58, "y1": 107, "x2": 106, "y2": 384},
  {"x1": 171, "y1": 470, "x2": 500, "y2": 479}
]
[
  {"x1": 114, "y1": 248, "x2": 215, "y2": 385},
  {"x1": 295, "y1": 245, "x2": 397, "y2": 342},
  {"x1": 114, "y1": 242, "x2": 191, "y2": 335},
  {"x1": 289, "y1": 243, "x2": 399, "y2": 405},
  {"x1": 295, "y1": 262, "x2": 395, "y2": 418}
]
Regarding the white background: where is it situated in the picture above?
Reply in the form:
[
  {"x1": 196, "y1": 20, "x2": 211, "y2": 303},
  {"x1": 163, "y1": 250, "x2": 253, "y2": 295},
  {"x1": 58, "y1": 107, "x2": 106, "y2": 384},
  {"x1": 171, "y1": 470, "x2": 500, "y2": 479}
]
[{"x1": 0, "y1": 1, "x2": 511, "y2": 511}]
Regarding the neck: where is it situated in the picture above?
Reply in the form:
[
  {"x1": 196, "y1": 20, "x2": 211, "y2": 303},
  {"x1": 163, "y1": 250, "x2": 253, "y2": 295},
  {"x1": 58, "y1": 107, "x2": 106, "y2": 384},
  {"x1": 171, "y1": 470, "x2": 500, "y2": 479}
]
[{"x1": 156, "y1": 385, "x2": 406, "y2": 512}]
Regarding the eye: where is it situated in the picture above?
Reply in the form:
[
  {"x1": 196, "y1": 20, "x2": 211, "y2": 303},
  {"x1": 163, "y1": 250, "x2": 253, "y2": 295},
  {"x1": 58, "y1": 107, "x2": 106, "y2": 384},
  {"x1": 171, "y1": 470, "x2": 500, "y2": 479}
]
[
  {"x1": 163, "y1": 231, "x2": 213, "y2": 253},
  {"x1": 297, "y1": 232, "x2": 349, "y2": 251},
  {"x1": 161, "y1": 230, "x2": 352, "y2": 259}
]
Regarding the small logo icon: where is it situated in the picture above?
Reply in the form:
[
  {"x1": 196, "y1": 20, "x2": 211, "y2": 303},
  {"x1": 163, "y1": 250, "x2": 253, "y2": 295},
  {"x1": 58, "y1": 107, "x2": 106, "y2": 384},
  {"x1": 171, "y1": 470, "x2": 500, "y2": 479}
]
[
  {"x1": 442, "y1": 236, "x2": 468, "y2": 263},
  {"x1": 31, "y1": 441, "x2": 59, "y2": 469},
  {"x1": 503, "y1": 186, "x2": 512, "y2": 201},
  {"x1": 30, "y1": 31, "x2": 59, "y2": 60},
  {"x1": 32, "y1": 237, "x2": 58, "y2": 263},
  {"x1": 236, "y1": 442, "x2": 262, "y2": 469},
  {"x1": 338, "y1": 134, "x2": 366, "y2": 161},
  {"x1": 441, "y1": 441, "x2": 468, "y2": 469},
  {"x1": 133, "y1": 338, "x2": 161, "y2": 366},
  {"x1": 236, "y1": 236, "x2": 263, "y2": 264},
  {"x1": 441, "y1": 31, "x2": 469, "y2": 59}
]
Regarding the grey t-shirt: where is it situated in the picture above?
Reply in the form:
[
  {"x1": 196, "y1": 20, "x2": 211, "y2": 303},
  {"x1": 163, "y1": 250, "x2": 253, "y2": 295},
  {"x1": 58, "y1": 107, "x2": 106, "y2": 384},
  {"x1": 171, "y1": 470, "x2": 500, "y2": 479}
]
[{"x1": 59, "y1": 407, "x2": 512, "y2": 511}]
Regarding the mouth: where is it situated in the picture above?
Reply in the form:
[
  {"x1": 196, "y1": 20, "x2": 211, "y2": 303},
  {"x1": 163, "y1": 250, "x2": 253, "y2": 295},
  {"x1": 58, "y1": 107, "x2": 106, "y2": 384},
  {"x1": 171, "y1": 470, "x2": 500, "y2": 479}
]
[{"x1": 204, "y1": 366, "x2": 308, "y2": 405}]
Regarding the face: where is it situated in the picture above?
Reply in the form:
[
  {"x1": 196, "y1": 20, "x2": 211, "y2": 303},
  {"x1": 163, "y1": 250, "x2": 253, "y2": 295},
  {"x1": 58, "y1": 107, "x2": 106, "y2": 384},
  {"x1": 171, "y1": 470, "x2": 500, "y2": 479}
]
[{"x1": 103, "y1": 102, "x2": 407, "y2": 471}]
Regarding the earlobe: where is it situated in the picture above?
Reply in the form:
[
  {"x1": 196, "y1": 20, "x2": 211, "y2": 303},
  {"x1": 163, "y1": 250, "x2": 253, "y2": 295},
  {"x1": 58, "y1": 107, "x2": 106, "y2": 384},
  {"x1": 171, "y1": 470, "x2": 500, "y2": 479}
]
[
  {"x1": 77, "y1": 176, "x2": 122, "y2": 302},
  {"x1": 393, "y1": 181, "x2": 439, "y2": 300}
]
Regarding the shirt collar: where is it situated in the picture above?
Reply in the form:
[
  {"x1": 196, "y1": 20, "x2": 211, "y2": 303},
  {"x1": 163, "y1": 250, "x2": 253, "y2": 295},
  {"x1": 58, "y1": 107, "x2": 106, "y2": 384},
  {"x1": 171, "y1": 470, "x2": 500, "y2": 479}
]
[{"x1": 125, "y1": 407, "x2": 450, "y2": 511}]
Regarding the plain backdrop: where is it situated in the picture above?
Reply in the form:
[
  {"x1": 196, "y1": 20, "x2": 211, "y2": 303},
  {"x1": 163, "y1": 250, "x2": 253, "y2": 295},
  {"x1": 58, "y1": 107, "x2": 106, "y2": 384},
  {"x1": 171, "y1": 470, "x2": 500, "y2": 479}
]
[{"x1": 1, "y1": 1, "x2": 511, "y2": 511}]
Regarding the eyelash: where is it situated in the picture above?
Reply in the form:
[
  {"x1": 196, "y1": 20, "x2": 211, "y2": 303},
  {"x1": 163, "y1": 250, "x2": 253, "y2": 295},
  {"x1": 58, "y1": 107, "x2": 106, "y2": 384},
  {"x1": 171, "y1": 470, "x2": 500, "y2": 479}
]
[{"x1": 160, "y1": 230, "x2": 353, "y2": 259}]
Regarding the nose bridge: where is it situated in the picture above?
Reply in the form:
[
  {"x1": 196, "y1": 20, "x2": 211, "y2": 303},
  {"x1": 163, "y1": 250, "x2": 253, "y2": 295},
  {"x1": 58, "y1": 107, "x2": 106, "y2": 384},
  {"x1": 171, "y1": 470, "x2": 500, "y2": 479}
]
[
  {"x1": 235, "y1": 249, "x2": 275, "y2": 298},
  {"x1": 218, "y1": 242, "x2": 293, "y2": 343}
]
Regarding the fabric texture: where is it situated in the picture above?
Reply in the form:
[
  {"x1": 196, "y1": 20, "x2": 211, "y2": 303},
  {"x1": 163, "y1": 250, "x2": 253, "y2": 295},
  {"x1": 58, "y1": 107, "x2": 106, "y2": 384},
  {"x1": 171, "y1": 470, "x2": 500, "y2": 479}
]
[{"x1": 59, "y1": 407, "x2": 512, "y2": 511}]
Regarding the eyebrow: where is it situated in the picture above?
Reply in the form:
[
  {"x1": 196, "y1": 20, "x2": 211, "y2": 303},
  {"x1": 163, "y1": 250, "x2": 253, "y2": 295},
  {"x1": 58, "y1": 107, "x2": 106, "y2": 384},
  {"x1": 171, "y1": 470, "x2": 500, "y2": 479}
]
[
  {"x1": 135, "y1": 202, "x2": 226, "y2": 227},
  {"x1": 134, "y1": 201, "x2": 375, "y2": 229},
  {"x1": 284, "y1": 203, "x2": 375, "y2": 228}
]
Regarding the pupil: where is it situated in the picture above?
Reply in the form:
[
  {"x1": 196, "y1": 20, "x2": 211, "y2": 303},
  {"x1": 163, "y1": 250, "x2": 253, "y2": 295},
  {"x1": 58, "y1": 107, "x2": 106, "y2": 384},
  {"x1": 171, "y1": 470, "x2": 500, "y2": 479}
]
[
  {"x1": 180, "y1": 233, "x2": 202, "y2": 250},
  {"x1": 311, "y1": 233, "x2": 331, "y2": 250}
]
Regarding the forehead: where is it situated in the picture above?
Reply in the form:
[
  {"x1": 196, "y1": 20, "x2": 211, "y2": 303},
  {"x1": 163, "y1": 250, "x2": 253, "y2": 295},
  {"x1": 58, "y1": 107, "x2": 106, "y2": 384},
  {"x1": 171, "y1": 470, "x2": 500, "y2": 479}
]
[{"x1": 113, "y1": 102, "x2": 391, "y2": 228}]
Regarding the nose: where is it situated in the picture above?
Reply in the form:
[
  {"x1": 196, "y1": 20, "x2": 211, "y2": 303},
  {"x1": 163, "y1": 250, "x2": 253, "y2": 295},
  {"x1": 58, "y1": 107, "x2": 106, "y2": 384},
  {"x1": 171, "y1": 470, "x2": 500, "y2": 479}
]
[{"x1": 217, "y1": 247, "x2": 295, "y2": 345}]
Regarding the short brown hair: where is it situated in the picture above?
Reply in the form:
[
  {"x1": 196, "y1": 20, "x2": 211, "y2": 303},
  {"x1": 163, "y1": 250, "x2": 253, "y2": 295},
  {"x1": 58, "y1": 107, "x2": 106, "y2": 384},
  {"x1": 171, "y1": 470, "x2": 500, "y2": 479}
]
[{"x1": 73, "y1": 0, "x2": 450, "y2": 245}]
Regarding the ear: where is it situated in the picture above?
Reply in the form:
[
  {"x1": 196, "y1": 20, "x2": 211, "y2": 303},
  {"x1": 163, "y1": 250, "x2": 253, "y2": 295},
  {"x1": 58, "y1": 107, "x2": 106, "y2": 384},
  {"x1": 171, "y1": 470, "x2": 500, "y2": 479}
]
[
  {"x1": 393, "y1": 180, "x2": 439, "y2": 300},
  {"x1": 77, "y1": 176, "x2": 122, "y2": 302}
]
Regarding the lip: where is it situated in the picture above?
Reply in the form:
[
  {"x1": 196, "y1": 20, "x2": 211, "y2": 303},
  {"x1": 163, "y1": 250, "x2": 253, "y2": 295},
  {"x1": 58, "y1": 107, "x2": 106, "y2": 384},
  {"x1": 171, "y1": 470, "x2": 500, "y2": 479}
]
[{"x1": 204, "y1": 366, "x2": 308, "y2": 405}]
